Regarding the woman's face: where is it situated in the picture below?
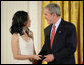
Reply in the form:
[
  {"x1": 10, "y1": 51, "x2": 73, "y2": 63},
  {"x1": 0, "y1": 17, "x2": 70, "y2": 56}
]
[{"x1": 26, "y1": 16, "x2": 31, "y2": 27}]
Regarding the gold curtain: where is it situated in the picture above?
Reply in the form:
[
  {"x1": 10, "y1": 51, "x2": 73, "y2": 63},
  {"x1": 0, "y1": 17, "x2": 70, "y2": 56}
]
[{"x1": 41, "y1": 1, "x2": 83, "y2": 64}]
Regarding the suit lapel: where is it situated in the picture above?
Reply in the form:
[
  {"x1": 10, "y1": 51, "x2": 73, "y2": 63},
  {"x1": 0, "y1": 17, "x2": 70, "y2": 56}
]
[
  {"x1": 52, "y1": 19, "x2": 65, "y2": 50},
  {"x1": 48, "y1": 25, "x2": 53, "y2": 50},
  {"x1": 45, "y1": 24, "x2": 52, "y2": 51},
  {"x1": 47, "y1": 25, "x2": 52, "y2": 36}
]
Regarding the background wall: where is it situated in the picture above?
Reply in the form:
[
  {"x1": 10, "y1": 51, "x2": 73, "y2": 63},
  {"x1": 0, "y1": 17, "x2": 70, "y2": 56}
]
[{"x1": 1, "y1": 1, "x2": 41, "y2": 64}]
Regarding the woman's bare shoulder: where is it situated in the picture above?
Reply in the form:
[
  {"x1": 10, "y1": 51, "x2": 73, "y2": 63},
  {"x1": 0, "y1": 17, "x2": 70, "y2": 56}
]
[{"x1": 12, "y1": 33, "x2": 19, "y2": 40}]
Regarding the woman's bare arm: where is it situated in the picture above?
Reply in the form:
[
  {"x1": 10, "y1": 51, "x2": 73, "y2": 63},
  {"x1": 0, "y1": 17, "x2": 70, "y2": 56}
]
[
  {"x1": 11, "y1": 34, "x2": 41, "y2": 60},
  {"x1": 11, "y1": 34, "x2": 32, "y2": 60}
]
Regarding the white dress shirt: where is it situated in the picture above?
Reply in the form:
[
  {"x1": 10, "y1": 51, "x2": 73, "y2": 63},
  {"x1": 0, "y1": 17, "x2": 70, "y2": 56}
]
[{"x1": 50, "y1": 18, "x2": 62, "y2": 39}]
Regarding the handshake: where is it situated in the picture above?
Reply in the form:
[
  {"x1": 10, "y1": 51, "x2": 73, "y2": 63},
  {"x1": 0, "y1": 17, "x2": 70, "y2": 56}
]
[
  {"x1": 33, "y1": 55, "x2": 47, "y2": 64},
  {"x1": 32, "y1": 54, "x2": 54, "y2": 64}
]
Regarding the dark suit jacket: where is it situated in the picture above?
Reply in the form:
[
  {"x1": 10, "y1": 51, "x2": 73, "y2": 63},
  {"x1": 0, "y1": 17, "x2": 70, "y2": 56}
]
[{"x1": 39, "y1": 19, "x2": 77, "y2": 64}]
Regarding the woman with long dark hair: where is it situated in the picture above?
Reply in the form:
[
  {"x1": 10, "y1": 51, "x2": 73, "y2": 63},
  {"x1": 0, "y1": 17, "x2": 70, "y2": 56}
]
[{"x1": 10, "y1": 11, "x2": 41, "y2": 64}]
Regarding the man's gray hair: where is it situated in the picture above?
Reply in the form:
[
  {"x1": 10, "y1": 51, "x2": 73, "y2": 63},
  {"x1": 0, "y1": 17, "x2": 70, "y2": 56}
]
[{"x1": 44, "y1": 3, "x2": 61, "y2": 16}]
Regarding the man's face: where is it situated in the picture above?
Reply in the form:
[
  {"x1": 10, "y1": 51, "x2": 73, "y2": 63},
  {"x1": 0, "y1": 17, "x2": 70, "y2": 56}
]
[{"x1": 44, "y1": 8, "x2": 53, "y2": 24}]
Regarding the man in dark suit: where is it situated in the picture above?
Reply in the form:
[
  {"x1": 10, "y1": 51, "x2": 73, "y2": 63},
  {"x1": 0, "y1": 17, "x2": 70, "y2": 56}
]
[{"x1": 38, "y1": 3, "x2": 77, "y2": 64}]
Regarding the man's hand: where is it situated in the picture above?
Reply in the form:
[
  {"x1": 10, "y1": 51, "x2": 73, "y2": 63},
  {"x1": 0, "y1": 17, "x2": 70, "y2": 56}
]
[{"x1": 43, "y1": 54, "x2": 54, "y2": 62}]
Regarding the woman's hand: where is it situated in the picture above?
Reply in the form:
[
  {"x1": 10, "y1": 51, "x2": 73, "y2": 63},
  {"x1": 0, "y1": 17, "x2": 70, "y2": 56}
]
[{"x1": 32, "y1": 55, "x2": 42, "y2": 60}]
